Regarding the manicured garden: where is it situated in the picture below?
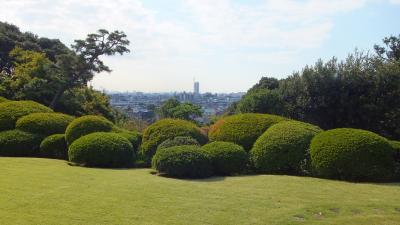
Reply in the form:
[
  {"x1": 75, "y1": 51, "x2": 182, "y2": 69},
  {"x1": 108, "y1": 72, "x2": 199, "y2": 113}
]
[
  {"x1": 1, "y1": 98, "x2": 400, "y2": 224},
  {"x1": 1, "y1": 157, "x2": 400, "y2": 225}
]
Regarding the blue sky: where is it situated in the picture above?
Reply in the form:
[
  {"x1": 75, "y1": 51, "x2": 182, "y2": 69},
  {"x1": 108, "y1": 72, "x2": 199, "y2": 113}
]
[{"x1": 0, "y1": 0, "x2": 399, "y2": 93}]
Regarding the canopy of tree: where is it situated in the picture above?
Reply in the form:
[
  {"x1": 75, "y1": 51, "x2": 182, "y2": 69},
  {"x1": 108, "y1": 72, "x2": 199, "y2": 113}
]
[
  {"x1": 0, "y1": 21, "x2": 130, "y2": 121},
  {"x1": 232, "y1": 35, "x2": 400, "y2": 140},
  {"x1": 158, "y1": 98, "x2": 202, "y2": 122}
]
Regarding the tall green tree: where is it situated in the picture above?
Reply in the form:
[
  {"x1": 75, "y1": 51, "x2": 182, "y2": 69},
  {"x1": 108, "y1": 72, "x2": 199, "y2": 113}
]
[
  {"x1": 49, "y1": 29, "x2": 130, "y2": 109},
  {"x1": 158, "y1": 98, "x2": 202, "y2": 122}
]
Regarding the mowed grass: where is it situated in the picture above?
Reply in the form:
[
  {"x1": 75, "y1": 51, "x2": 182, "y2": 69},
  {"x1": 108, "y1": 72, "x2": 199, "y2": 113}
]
[{"x1": 1, "y1": 158, "x2": 400, "y2": 225}]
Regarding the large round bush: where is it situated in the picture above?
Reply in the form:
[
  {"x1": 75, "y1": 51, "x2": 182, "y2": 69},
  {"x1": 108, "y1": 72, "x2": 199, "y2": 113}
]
[
  {"x1": 202, "y1": 141, "x2": 248, "y2": 175},
  {"x1": 157, "y1": 136, "x2": 199, "y2": 150},
  {"x1": 141, "y1": 119, "x2": 207, "y2": 159},
  {"x1": 0, "y1": 96, "x2": 9, "y2": 103},
  {"x1": 0, "y1": 130, "x2": 42, "y2": 156},
  {"x1": 310, "y1": 128, "x2": 395, "y2": 181},
  {"x1": 16, "y1": 113, "x2": 74, "y2": 136},
  {"x1": 208, "y1": 113, "x2": 287, "y2": 151},
  {"x1": 0, "y1": 100, "x2": 53, "y2": 131},
  {"x1": 40, "y1": 134, "x2": 68, "y2": 159},
  {"x1": 152, "y1": 145, "x2": 213, "y2": 178},
  {"x1": 117, "y1": 131, "x2": 142, "y2": 151},
  {"x1": 68, "y1": 132, "x2": 135, "y2": 167},
  {"x1": 65, "y1": 115, "x2": 114, "y2": 145},
  {"x1": 250, "y1": 121, "x2": 322, "y2": 174}
]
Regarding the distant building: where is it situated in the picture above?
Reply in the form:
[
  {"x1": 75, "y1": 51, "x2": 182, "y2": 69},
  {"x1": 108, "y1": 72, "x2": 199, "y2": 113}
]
[{"x1": 194, "y1": 81, "x2": 200, "y2": 96}]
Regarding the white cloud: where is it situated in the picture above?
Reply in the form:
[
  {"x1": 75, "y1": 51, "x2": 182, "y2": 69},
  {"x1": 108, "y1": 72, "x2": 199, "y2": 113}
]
[{"x1": 0, "y1": 0, "x2": 372, "y2": 92}]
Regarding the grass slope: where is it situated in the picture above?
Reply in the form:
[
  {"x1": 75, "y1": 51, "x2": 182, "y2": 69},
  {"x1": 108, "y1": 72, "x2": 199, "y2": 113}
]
[{"x1": 1, "y1": 157, "x2": 400, "y2": 225}]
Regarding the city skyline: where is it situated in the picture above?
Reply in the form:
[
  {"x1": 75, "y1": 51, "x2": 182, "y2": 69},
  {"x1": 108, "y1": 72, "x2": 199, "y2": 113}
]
[{"x1": 1, "y1": 0, "x2": 400, "y2": 92}]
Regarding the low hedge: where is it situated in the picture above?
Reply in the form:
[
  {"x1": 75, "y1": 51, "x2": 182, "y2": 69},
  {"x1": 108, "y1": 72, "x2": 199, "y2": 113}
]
[
  {"x1": 40, "y1": 134, "x2": 68, "y2": 159},
  {"x1": 157, "y1": 136, "x2": 199, "y2": 150},
  {"x1": 0, "y1": 100, "x2": 53, "y2": 131},
  {"x1": 152, "y1": 145, "x2": 213, "y2": 178},
  {"x1": 250, "y1": 121, "x2": 322, "y2": 174},
  {"x1": 16, "y1": 113, "x2": 74, "y2": 136},
  {"x1": 141, "y1": 119, "x2": 207, "y2": 159},
  {"x1": 208, "y1": 113, "x2": 287, "y2": 151},
  {"x1": 310, "y1": 128, "x2": 395, "y2": 182},
  {"x1": 65, "y1": 115, "x2": 114, "y2": 145},
  {"x1": 68, "y1": 132, "x2": 135, "y2": 168},
  {"x1": 202, "y1": 141, "x2": 248, "y2": 175},
  {"x1": 0, "y1": 130, "x2": 42, "y2": 156}
]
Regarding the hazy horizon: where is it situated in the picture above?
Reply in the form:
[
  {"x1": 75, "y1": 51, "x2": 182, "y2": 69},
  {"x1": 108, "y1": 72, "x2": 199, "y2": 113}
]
[{"x1": 1, "y1": 0, "x2": 399, "y2": 93}]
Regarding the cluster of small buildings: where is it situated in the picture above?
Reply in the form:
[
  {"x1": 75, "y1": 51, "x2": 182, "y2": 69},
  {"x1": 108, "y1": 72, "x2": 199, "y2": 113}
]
[{"x1": 108, "y1": 82, "x2": 244, "y2": 124}]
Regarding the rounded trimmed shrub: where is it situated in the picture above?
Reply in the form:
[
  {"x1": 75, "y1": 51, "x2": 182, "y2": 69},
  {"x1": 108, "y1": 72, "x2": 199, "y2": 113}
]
[
  {"x1": 0, "y1": 96, "x2": 9, "y2": 103},
  {"x1": 202, "y1": 141, "x2": 248, "y2": 175},
  {"x1": 0, "y1": 130, "x2": 42, "y2": 156},
  {"x1": 68, "y1": 132, "x2": 135, "y2": 168},
  {"x1": 250, "y1": 121, "x2": 322, "y2": 174},
  {"x1": 157, "y1": 136, "x2": 199, "y2": 150},
  {"x1": 117, "y1": 131, "x2": 142, "y2": 151},
  {"x1": 208, "y1": 113, "x2": 288, "y2": 151},
  {"x1": 390, "y1": 140, "x2": 400, "y2": 180},
  {"x1": 310, "y1": 128, "x2": 395, "y2": 182},
  {"x1": 40, "y1": 134, "x2": 68, "y2": 159},
  {"x1": 16, "y1": 113, "x2": 74, "y2": 136},
  {"x1": 152, "y1": 145, "x2": 213, "y2": 178},
  {"x1": 141, "y1": 119, "x2": 207, "y2": 159},
  {"x1": 0, "y1": 100, "x2": 53, "y2": 131},
  {"x1": 65, "y1": 115, "x2": 114, "y2": 145}
]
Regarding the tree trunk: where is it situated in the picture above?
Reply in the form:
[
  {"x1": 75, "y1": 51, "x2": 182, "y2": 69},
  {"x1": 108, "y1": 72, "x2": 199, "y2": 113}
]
[{"x1": 49, "y1": 86, "x2": 67, "y2": 110}]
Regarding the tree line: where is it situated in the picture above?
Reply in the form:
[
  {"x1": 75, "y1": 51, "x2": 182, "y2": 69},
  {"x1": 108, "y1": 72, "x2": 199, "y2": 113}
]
[{"x1": 230, "y1": 35, "x2": 400, "y2": 140}]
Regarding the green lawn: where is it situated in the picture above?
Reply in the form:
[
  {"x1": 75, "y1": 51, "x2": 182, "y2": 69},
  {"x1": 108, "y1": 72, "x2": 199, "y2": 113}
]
[{"x1": 1, "y1": 157, "x2": 400, "y2": 225}]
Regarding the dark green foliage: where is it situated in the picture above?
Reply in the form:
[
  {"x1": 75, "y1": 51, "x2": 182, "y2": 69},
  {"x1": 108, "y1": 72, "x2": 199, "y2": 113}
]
[
  {"x1": 65, "y1": 115, "x2": 114, "y2": 145},
  {"x1": 390, "y1": 140, "x2": 400, "y2": 180},
  {"x1": 208, "y1": 113, "x2": 287, "y2": 151},
  {"x1": 237, "y1": 89, "x2": 283, "y2": 115},
  {"x1": 0, "y1": 96, "x2": 9, "y2": 103},
  {"x1": 250, "y1": 121, "x2": 322, "y2": 174},
  {"x1": 152, "y1": 145, "x2": 213, "y2": 178},
  {"x1": 141, "y1": 119, "x2": 208, "y2": 159},
  {"x1": 0, "y1": 100, "x2": 53, "y2": 131},
  {"x1": 16, "y1": 113, "x2": 74, "y2": 136},
  {"x1": 157, "y1": 136, "x2": 199, "y2": 150},
  {"x1": 39, "y1": 134, "x2": 67, "y2": 159},
  {"x1": 68, "y1": 132, "x2": 135, "y2": 168},
  {"x1": 310, "y1": 128, "x2": 395, "y2": 181},
  {"x1": 202, "y1": 141, "x2": 248, "y2": 175},
  {"x1": 116, "y1": 131, "x2": 142, "y2": 151},
  {"x1": 0, "y1": 130, "x2": 42, "y2": 156},
  {"x1": 157, "y1": 98, "x2": 202, "y2": 122}
]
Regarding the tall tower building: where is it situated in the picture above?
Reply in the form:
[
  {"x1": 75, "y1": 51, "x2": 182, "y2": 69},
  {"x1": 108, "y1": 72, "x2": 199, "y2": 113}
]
[{"x1": 194, "y1": 81, "x2": 200, "y2": 96}]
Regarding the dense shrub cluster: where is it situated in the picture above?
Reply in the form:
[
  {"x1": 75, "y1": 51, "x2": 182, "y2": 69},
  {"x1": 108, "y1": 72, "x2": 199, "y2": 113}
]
[
  {"x1": 310, "y1": 128, "x2": 395, "y2": 182},
  {"x1": 141, "y1": 119, "x2": 207, "y2": 159},
  {"x1": 157, "y1": 136, "x2": 199, "y2": 150},
  {"x1": 68, "y1": 132, "x2": 135, "y2": 167},
  {"x1": 65, "y1": 115, "x2": 114, "y2": 145},
  {"x1": 116, "y1": 131, "x2": 142, "y2": 151},
  {"x1": 16, "y1": 113, "x2": 74, "y2": 136},
  {"x1": 208, "y1": 113, "x2": 287, "y2": 150},
  {"x1": 152, "y1": 145, "x2": 213, "y2": 178},
  {"x1": 0, "y1": 96, "x2": 9, "y2": 103},
  {"x1": 40, "y1": 134, "x2": 68, "y2": 159},
  {"x1": 202, "y1": 141, "x2": 248, "y2": 175},
  {"x1": 250, "y1": 121, "x2": 322, "y2": 174},
  {"x1": 0, "y1": 130, "x2": 42, "y2": 156},
  {"x1": 0, "y1": 101, "x2": 53, "y2": 131}
]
